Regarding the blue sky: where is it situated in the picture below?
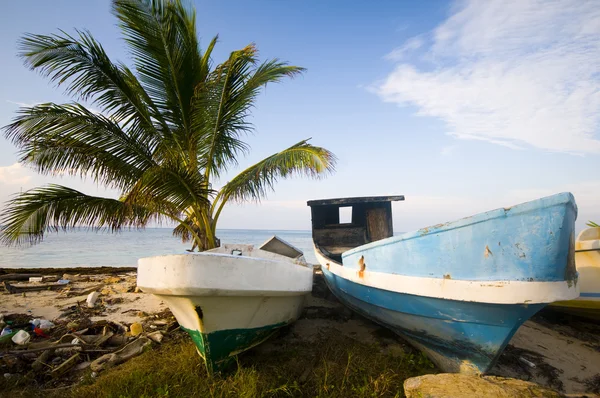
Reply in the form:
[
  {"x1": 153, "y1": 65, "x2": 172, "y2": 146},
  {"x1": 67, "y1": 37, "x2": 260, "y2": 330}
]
[{"x1": 0, "y1": 0, "x2": 598, "y2": 232}]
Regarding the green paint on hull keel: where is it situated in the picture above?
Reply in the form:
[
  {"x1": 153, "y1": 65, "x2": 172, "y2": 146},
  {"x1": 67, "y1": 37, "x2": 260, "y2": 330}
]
[{"x1": 181, "y1": 322, "x2": 287, "y2": 374}]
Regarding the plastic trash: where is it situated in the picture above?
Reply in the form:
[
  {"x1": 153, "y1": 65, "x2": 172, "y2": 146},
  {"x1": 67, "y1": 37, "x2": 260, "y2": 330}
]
[
  {"x1": 130, "y1": 322, "x2": 143, "y2": 336},
  {"x1": 30, "y1": 319, "x2": 55, "y2": 330},
  {"x1": 29, "y1": 277, "x2": 43, "y2": 282},
  {"x1": 0, "y1": 327, "x2": 12, "y2": 337},
  {"x1": 86, "y1": 291, "x2": 100, "y2": 308},
  {"x1": 57, "y1": 279, "x2": 70, "y2": 285},
  {"x1": 33, "y1": 327, "x2": 49, "y2": 338},
  {"x1": 12, "y1": 330, "x2": 31, "y2": 345}
]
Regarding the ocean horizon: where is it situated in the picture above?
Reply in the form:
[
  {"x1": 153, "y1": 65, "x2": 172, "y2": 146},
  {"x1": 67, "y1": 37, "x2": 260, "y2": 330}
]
[{"x1": 0, "y1": 228, "x2": 317, "y2": 268}]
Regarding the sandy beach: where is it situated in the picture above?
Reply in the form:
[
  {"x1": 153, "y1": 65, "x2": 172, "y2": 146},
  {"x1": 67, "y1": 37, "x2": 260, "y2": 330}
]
[{"x1": 1, "y1": 267, "x2": 599, "y2": 396}]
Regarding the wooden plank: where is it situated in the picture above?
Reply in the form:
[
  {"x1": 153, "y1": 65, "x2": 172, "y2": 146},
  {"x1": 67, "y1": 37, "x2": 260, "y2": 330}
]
[
  {"x1": 3, "y1": 281, "x2": 68, "y2": 294},
  {"x1": 366, "y1": 207, "x2": 392, "y2": 242},
  {"x1": 313, "y1": 227, "x2": 367, "y2": 247}
]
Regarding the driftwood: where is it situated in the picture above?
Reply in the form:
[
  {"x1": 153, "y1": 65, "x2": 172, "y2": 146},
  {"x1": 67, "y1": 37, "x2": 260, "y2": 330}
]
[
  {"x1": 0, "y1": 266, "x2": 136, "y2": 276},
  {"x1": 65, "y1": 283, "x2": 105, "y2": 297},
  {"x1": 3, "y1": 281, "x2": 68, "y2": 294},
  {"x1": 4, "y1": 343, "x2": 83, "y2": 355},
  {"x1": 0, "y1": 273, "x2": 43, "y2": 282}
]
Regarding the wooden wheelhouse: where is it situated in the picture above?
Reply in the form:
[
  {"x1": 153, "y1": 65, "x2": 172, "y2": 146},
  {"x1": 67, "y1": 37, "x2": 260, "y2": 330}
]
[{"x1": 307, "y1": 195, "x2": 405, "y2": 264}]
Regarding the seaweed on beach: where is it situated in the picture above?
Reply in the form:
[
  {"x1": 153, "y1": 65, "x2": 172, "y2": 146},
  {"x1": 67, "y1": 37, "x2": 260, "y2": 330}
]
[{"x1": 492, "y1": 344, "x2": 565, "y2": 392}]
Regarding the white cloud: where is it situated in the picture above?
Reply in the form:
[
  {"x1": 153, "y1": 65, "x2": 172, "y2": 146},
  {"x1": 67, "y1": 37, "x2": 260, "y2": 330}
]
[
  {"x1": 0, "y1": 163, "x2": 32, "y2": 186},
  {"x1": 384, "y1": 36, "x2": 424, "y2": 60},
  {"x1": 375, "y1": 0, "x2": 600, "y2": 154}
]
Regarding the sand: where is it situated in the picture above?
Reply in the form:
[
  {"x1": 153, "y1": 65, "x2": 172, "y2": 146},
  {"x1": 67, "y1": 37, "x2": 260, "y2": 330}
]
[
  {"x1": 2, "y1": 269, "x2": 599, "y2": 395},
  {"x1": 1, "y1": 271, "x2": 167, "y2": 325}
]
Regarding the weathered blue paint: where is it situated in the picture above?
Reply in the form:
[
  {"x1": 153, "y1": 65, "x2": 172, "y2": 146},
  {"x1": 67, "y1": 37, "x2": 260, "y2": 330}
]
[
  {"x1": 323, "y1": 192, "x2": 578, "y2": 373},
  {"x1": 322, "y1": 266, "x2": 544, "y2": 373},
  {"x1": 343, "y1": 192, "x2": 578, "y2": 282}
]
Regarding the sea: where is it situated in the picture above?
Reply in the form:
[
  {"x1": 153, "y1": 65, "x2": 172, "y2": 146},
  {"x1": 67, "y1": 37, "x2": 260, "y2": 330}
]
[{"x1": 0, "y1": 228, "x2": 317, "y2": 269}]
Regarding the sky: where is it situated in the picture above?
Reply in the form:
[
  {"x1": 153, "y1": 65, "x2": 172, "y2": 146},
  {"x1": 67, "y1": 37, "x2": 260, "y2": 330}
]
[{"x1": 0, "y1": 0, "x2": 599, "y2": 233}]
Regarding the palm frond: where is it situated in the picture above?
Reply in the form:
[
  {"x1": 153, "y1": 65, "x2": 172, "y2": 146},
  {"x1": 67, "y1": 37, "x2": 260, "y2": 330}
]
[
  {"x1": 113, "y1": 0, "x2": 204, "y2": 136},
  {"x1": 194, "y1": 45, "x2": 305, "y2": 179},
  {"x1": 18, "y1": 29, "x2": 164, "y2": 135},
  {"x1": 4, "y1": 103, "x2": 155, "y2": 190},
  {"x1": 0, "y1": 185, "x2": 156, "y2": 246},
  {"x1": 588, "y1": 221, "x2": 599, "y2": 228},
  {"x1": 121, "y1": 162, "x2": 213, "y2": 211},
  {"x1": 217, "y1": 139, "x2": 336, "y2": 205}
]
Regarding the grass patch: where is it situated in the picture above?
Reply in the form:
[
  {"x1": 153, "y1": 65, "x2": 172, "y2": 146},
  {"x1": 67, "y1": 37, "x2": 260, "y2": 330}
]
[{"x1": 2, "y1": 328, "x2": 435, "y2": 398}]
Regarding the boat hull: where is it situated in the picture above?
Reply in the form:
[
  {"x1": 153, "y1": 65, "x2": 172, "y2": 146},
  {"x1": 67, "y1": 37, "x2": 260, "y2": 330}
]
[
  {"x1": 321, "y1": 265, "x2": 544, "y2": 373},
  {"x1": 157, "y1": 294, "x2": 305, "y2": 372},
  {"x1": 313, "y1": 193, "x2": 579, "y2": 374},
  {"x1": 137, "y1": 251, "x2": 312, "y2": 373},
  {"x1": 550, "y1": 227, "x2": 600, "y2": 321}
]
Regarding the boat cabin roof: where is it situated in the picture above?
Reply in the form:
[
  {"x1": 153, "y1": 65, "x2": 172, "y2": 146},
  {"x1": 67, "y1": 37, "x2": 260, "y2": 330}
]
[
  {"x1": 307, "y1": 195, "x2": 404, "y2": 207},
  {"x1": 307, "y1": 195, "x2": 404, "y2": 263}
]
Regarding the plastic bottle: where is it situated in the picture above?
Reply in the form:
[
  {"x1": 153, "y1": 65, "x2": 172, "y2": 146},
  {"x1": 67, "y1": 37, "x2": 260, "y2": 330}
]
[
  {"x1": 12, "y1": 330, "x2": 31, "y2": 345},
  {"x1": 33, "y1": 319, "x2": 55, "y2": 329},
  {"x1": 86, "y1": 291, "x2": 100, "y2": 308},
  {"x1": 0, "y1": 327, "x2": 12, "y2": 337}
]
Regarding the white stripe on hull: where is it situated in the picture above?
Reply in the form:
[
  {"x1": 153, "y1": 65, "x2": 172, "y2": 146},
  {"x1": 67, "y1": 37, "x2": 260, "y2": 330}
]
[{"x1": 314, "y1": 245, "x2": 578, "y2": 305}]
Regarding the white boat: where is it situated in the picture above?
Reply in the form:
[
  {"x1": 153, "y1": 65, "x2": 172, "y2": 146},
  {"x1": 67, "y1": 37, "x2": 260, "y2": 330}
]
[{"x1": 137, "y1": 238, "x2": 313, "y2": 373}]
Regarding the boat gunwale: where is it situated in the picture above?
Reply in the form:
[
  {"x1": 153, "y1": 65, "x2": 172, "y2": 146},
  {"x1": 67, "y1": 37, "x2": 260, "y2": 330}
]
[
  {"x1": 341, "y1": 192, "x2": 577, "y2": 259},
  {"x1": 313, "y1": 244, "x2": 579, "y2": 305}
]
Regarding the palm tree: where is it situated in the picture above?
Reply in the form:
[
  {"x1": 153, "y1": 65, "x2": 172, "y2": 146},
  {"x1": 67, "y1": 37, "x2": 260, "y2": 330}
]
[{"x1": 0, "y1": 0, "x2": 336, "y2": 251}]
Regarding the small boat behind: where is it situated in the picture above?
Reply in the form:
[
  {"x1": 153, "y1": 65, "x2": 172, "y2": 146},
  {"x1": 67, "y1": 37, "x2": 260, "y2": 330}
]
[
  {"x1": 308, "y1": 193, "x2": 579, "y2": 374},
  {"x1": 137, "y1": 237, "x2": 313, "y2": 374},
  {"x1": 549, "y1": 227, "x2": 600, "y2": 321}
]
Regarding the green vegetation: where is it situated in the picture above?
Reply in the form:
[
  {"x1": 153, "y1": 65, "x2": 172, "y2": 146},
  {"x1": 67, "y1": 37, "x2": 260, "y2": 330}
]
[
  {"x1": 1, "y1": 331, "x2": 435, "y2": 398},
  {"x1": 0, "y1": 0, "x2": 336, "y2": 251},
  {"x1": 587, "y1": 221, "x2": 599, "y2": 228}
]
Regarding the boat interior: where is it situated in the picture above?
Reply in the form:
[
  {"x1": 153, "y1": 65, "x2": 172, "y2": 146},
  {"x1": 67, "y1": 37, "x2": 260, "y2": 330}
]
[{"x1": 307, "y1": 196, "x2": 404, "y2": 264}]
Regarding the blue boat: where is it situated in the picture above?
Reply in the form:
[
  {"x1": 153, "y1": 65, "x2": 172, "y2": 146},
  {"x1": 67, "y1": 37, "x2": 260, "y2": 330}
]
[{"x1": 307, "y1": 193, "x2": 579, "y2": 374}]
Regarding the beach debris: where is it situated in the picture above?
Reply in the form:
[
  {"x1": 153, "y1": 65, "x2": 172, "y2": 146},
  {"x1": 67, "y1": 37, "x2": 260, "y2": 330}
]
[
  {"x1": 0, "y1": 271, "x2": 177, "y2": 389},
  {"x1": 103, "y1": 276, "x2": 122, "y2": 284},
  {"x1": 51, "y1": 353, "x2": 80, "y2": 378},
  {"x1": 29, "y1": 277, "x2": 44, "y2": 283},
  {"x1": 3, "y1": 281, "x2": 68, "y2": 294},
  {"x1": 130, "y1": 322, "x2": 143, "y2": 336},
  {"x1": 0, "y1": 273, "x2": 42, "y2": 282},
  {"x1": 519, "y1": 356, "x2": 537, "y2": 368},
  {"x1": 146, "y1": 331, "x2": 164, "y2": 343},
  {"x1": 66, "y1": 283, "x2": 105, "y2": 298},
  {"x1": 11, "y1": 330, "x2": 31, "y2": 345},
  {"x1": 31, "y1": 319, "x2": 55, "y2": 330},
  {"x1": 86, "y1": 291, "x2": 100, "y2": 308},
  {"x1": 90, "y1": 336, "x2": 151, "y2": 372},
  {"x1": 62, "y1": 274, "x2": 89, "y2": 282}
]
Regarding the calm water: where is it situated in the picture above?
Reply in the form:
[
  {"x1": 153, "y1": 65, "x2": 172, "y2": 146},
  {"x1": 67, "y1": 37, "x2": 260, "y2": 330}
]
[{"x1": 0, "y1": 229, "x2": 316, "y2": 268}]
